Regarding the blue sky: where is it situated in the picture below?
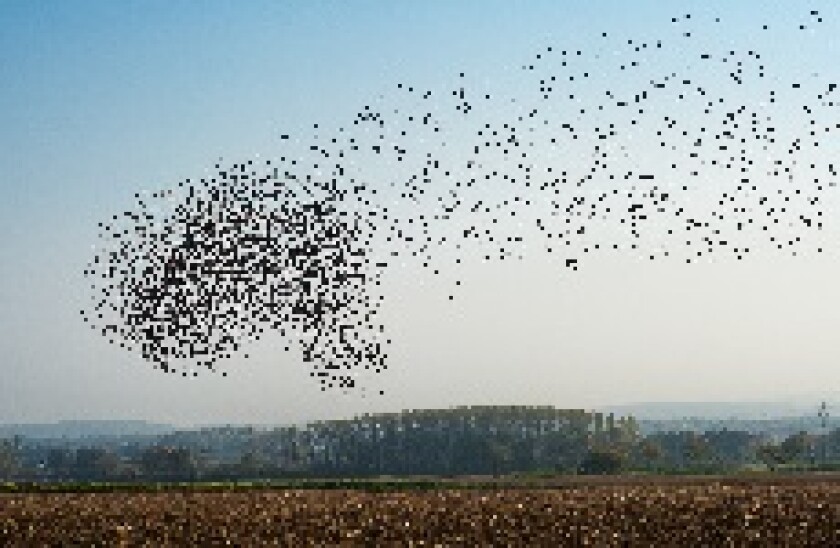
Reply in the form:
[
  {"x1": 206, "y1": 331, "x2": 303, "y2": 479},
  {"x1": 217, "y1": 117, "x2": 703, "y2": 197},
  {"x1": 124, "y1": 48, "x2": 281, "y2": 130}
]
[{"x1": 2, "y1": 1, "x2": 840, "y2": 425}]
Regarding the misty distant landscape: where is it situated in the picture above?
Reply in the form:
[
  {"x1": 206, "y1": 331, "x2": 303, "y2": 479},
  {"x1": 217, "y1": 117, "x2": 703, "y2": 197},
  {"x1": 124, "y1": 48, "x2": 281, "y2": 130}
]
[
  {"x1": 0, "y1": 397, "x2": 835, "y2": 437},
  {"x1": 2, "y1": 400, "x2": 839, "y2": 486}
]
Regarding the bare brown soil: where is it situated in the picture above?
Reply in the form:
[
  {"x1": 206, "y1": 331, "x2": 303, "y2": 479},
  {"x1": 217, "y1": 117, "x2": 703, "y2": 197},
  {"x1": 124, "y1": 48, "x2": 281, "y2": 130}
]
[{"x1": 3, "y1": 476, "x2": 840, "y2": 545}]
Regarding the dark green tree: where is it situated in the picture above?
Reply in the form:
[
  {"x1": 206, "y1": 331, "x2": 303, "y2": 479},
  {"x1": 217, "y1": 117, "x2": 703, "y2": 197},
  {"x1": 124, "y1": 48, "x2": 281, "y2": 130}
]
[
  {"x1": 140, "y1": 446, "x2": 197, "y2": 480},
  {"x1": 579, "y1": 447, "x2": 626, "y2": 475},
  {"x1": 0, "y1": 439, "x2": 20, "y2": 480},
  {"x1": 636, "y1": 438, "x2": 664, "y2": 471},
  {"x1": 756, "y1": 442, "x2": 785, "y2": 471},
  {"x1": 780, "y1": 431, "x2": 812, "y2": 464}
]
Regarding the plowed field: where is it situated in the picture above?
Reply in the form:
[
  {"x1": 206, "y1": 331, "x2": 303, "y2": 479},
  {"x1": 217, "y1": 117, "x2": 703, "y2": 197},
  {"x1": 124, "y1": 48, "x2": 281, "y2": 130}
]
[{"x1": 3, "y1": 477, "x2": 840, "y2": 545}]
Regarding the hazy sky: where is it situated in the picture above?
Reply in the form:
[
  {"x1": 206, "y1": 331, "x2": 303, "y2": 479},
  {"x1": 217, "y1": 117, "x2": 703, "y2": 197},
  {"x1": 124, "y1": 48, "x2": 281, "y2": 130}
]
[{"x1": 3, "y1": 1, "x2": 840, "y2": 426}]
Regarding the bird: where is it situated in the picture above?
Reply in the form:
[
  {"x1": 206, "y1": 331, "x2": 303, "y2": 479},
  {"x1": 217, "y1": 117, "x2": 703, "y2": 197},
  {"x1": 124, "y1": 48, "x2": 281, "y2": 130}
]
[{"x1": 83, "y1": 8, "x2": 838, "y2": 393}]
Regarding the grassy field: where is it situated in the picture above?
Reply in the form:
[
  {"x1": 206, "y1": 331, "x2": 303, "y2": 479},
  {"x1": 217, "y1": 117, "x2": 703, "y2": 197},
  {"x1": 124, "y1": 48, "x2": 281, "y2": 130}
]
[
  {"x1": 3, "y1": 470, "x2": 840, "y2": 493},
  {"x1": 3, "y1": 474, "x2": 840, "y2": 544}
]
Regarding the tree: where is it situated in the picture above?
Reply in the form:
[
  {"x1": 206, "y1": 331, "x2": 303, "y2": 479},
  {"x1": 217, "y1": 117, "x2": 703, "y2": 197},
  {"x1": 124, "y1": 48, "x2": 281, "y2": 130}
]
[
  {"x1": 683, "y1": 432, "x2": 713, "y2": 470},
  {"x1": 780, "y1": 431, "x2": 812, "y2": 465},
  {"x1": 75, "y1": 447, "x2": 120, "y2": 480},
  {"x1": 0, "y1": 439, "x2": 19, "y2": 480},
  {"x1": 46, "y1": 448, "x2": 75, "y2": 479},
  {"x1": 701, "y1": 429, "x2": 758, "y2": 468},
  {"x1": 140, "y1": 446, "x2": 197, "y2": 481},
  {"x1": 636, "y1": 438, "x2": 664, "y2": 471},
  {"x1": 756, "y1": 442, "x2": 785, "y2": 471},
  {"x1": 488, "y1": 439, "x2": 514, "y2": 478},
  {"x1": 579, "y1": 448, "x2": 626, "y2": 475},
  {"x1": 238, "y1": 449, "x2": 270, "y2": 478}
]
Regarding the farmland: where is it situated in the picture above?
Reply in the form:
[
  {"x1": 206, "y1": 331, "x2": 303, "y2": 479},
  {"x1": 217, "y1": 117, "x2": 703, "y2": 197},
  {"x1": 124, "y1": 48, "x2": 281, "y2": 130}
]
[{"x1": 3, "y1": 475, "x2": 840, "y2": 545}]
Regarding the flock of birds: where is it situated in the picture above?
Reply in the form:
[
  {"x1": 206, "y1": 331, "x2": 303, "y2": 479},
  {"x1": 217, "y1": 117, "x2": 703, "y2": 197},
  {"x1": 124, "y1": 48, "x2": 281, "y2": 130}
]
[{"x1": 83, "y1": 9, "x2": 839, "y2": 392}]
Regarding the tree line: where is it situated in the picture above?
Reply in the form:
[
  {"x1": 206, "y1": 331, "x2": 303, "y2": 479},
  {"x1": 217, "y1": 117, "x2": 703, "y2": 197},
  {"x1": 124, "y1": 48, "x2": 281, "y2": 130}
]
[{"x1": 0, "y1": 406, "x2": 835, "y2": 482}]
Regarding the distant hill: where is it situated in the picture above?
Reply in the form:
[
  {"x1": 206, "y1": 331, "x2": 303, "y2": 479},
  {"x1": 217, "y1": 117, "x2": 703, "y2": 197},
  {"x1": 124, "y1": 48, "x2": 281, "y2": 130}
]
[
  {"x1": 597, "y1": 400, "x2": 828, "y2": 421},
  {"x1": 0, "y1": 420, "x2": 176, "y2": 440},
  {"x1": 595, "y1": 399, "x2": 840, "y2": 441}
]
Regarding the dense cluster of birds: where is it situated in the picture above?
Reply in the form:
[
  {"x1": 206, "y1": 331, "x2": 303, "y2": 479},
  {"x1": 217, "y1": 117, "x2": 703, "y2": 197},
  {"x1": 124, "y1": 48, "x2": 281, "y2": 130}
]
[{"x1": 83, "y1": 9, "x2": 838, "y2": 391}]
